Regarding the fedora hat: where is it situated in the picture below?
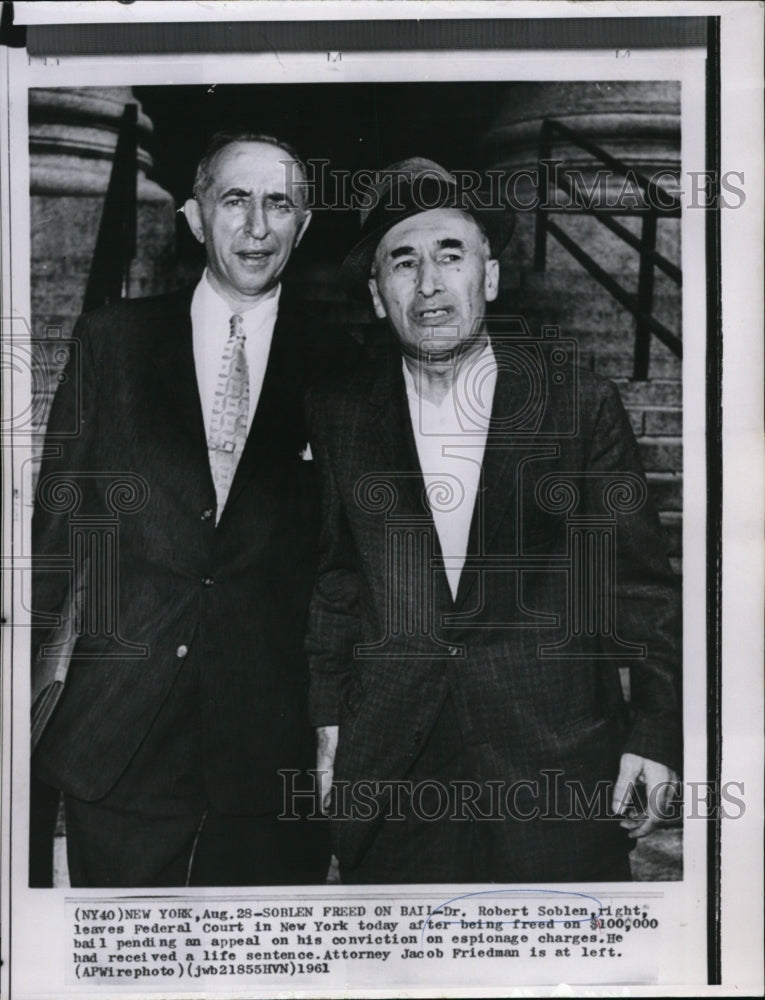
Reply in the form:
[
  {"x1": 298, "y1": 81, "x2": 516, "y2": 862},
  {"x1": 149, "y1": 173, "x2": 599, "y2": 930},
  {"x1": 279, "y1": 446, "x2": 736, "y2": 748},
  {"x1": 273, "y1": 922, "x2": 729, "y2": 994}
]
[{"x1": 339, "y1": 156, "x2": 515, "y2": 289}]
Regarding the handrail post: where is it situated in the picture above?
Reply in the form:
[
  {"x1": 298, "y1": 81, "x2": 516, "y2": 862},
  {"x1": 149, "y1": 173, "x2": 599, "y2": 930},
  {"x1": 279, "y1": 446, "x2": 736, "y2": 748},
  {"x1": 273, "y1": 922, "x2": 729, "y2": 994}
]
[
  {"x1": 528, "y1": 117, "x2": 680, "y2": 379},
  {"x1": 82, "y1": 103, "x2": 138, "y2": 311},
  {"x1": 534, "y1": 120, "x2": 552, "y2": 271},
  {"x1": 633, "y1": 210, "x2": 657, "y2": 380}
]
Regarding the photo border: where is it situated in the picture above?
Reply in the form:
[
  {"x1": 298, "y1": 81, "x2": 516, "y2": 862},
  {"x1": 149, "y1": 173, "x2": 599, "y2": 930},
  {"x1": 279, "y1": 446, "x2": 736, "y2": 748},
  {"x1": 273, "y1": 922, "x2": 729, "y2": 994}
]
[{"x1": 1, "y1": 3, "x2": 761, "y2": 997}]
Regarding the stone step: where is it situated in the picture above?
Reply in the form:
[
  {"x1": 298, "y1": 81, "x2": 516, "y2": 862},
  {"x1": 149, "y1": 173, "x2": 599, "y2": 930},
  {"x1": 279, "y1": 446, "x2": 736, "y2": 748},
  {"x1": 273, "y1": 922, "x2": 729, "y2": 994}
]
[
  {"x1": 510, "y1": 281, "x2": 681, "y2": 335},
  {"x1": 515, "y1": 267, "x2": 682, "y2": 316},
  {"x1": 659, "y1": 511, "x2": 682, "y2": 557},
  {"x1": 508, "y1": 210, "x2": 680, "y2": 273},
  {"x1": 637, "y1": 436, "x2": 683, "y2": 473},
  {"x1": 627, "y1": 407, "x2": 683, "y2": 437},
  {"x1": 585, "y1": 353, "x2": 681, "y2": 380},
  {"x1": 646, "y1": 472, "x2": 683, "y2": 511},
  {"x1": 563, "y1": 326, "x2": 682, "y2": 360},
  {"x1": 643, "y1": 408, "x2": 682, "y2": 436},
  {"x1": 566, "y1": 327, "x2": 681, "y2": 358},
  {"x1": 612, "y1": 379, "x2": 681, "y2": 407}
]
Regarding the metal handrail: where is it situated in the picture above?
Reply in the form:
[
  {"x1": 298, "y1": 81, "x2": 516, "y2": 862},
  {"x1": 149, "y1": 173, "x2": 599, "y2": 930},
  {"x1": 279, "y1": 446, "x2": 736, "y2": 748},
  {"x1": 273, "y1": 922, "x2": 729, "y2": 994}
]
[
  {"x1": 534, "y1": 118, "x2": 682, "y2": 380},
  {"x1": 82, "y1": 104, "x2": 138, "y2": 311}
]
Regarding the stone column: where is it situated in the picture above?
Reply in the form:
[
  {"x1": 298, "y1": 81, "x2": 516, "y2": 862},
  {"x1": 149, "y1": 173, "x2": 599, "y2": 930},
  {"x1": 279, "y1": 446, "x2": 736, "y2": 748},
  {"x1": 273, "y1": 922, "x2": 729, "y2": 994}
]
[
  {"x1": 483, "y1": 81, "x2": 683, "y2": 574},
  {"x1": 27, "y1": 89, "x2": 177, "y2": 886},
  {"x1": 483, "y1": 81, "x2": 681, "y2": 379},
  {"x1": 484, "y1": 81, "x2": 680, "y2": 178},
  {"x1": 29, "y1": 86, "x2": 176, "y2": 431}
]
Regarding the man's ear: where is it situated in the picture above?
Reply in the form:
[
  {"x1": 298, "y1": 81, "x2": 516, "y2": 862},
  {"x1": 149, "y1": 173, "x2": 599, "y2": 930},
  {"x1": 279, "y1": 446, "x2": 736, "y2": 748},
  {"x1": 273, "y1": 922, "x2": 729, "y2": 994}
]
[
  {"x1": 294, "y1": 209, "x2": 312, "y2": 248},
  {"x1": 367, "y1": 277, "x2": 388, "y2": 320},
  {"x1": 484, "y1": 258, "x2": 500, "y2": 303},
  {"x1": 183, "y1": 198, "x2": 205, "y2": 244}
]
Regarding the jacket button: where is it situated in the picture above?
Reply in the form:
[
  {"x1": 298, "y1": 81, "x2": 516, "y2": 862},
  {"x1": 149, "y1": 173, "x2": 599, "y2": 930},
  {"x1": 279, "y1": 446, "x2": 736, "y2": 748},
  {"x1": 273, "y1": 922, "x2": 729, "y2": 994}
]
[
  {"x1": 448, "y1": 645, "x2": 460, "y2": 656},
  {"x1": 201, "y1": 508, "x2": 214, "y2": 521},
  {"x1": 176, "y1": 644, "x2": 188, "y2": 658},
  {"x1": 202, "y1": 576, "x2": 214, "y2": 587}
]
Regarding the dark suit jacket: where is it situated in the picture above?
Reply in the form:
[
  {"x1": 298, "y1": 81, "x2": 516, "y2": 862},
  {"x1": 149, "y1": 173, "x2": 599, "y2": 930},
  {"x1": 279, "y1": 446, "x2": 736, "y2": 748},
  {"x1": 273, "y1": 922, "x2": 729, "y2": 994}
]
[
  {"x1": 305, "y1": 337, "x2": 681, "y2": 878},
  {"x1": 32, "y1": 285, "x2": 355, "y2": 814}
]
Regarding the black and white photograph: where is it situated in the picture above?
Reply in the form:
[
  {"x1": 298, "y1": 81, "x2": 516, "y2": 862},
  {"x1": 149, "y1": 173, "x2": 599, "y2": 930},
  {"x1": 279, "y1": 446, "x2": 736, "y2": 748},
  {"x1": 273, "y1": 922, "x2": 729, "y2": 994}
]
[
  {"x1": 28, "y1": 77, "x2": 686, "y2": 890},
  {"x1": 1, "y1": 2, "x2": 762, "y2": 998}
]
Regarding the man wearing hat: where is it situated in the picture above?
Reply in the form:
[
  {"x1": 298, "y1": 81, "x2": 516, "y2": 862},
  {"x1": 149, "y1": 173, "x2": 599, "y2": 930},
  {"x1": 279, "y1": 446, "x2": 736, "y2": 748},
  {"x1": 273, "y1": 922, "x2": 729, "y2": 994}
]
[{"x1": 304, "y1": 157, "x2": 681, "y2": 884}]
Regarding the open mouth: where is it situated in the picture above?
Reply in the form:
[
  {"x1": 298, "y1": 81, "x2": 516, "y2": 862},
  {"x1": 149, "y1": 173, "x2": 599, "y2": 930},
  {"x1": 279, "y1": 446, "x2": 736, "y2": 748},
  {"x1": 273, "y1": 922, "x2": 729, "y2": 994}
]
[
  {"x1": 415, "y1": 306, "x2": 453, "y2": 323},
  {"x1": 236, "y1": 250, "x2": 273, "y2": 263}
]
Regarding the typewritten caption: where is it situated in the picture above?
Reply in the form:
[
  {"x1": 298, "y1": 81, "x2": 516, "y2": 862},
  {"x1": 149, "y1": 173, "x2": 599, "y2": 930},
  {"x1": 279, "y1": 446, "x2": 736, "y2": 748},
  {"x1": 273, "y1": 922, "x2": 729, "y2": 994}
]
[{"x1": 67, "y1": 894, "x2": 662, "y2": 985}]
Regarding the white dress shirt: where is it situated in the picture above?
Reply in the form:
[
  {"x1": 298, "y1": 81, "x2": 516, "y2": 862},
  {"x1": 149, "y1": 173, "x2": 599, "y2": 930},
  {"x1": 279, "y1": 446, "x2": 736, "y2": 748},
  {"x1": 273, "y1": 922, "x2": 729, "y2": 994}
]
[
  {"x1": 191, "y1": 269, "x2": 280, "y2": 440},
  {"x1": 403, "y1": 339, "x2": 497, "y2": 600}
]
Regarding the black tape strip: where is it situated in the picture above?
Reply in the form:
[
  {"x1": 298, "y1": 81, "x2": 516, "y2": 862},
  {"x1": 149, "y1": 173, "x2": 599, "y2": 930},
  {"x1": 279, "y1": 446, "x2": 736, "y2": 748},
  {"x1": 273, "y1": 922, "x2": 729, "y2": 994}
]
[
  {"x1": 0, "y1": 0, "x2": 25, "y2": 48},
  {"x1": 24, "y1": 17, "x2": 707, "y2": 57},
  {"x1": 704, "y1": 13, "x2": 723, "y2": 989}
]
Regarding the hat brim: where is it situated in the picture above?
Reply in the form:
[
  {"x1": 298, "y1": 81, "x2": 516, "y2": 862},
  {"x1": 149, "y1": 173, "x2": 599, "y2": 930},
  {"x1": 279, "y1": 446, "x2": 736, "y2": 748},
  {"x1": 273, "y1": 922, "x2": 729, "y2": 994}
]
[{"x1": 339, "y1": 202, "x2": 516, "y2": 292}]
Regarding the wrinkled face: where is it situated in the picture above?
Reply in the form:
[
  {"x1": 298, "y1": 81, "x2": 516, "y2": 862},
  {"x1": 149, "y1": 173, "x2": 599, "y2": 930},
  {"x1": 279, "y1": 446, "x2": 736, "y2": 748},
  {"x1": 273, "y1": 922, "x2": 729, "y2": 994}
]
[
  {"x1": 184, "y1": 141, "x2": 311, "y2": 307},
  {"x1": 368, "y1": 208, "x2": 499, "y2": 359}
]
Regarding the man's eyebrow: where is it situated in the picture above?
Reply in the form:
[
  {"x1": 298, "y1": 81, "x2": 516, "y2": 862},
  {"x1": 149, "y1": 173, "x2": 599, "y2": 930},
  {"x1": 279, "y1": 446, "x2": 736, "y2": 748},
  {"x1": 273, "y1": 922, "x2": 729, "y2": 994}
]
[
  {"x1": 389, "y1": 245, "x2": 416, "y2": 260},
  {"x1": 266, "y1": 191, "x2": 297, "y2": 205},
  {"x1": 386, "y1": 238, "x2": 465, "y2": 261},
  {"x1": 219, "y1": 186, "x2": 251, "y2": 199}
]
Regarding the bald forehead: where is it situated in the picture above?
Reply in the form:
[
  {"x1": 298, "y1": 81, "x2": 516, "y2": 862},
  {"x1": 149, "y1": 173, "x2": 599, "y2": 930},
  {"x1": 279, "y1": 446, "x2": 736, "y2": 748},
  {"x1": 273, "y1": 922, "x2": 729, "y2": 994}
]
[{"x1": 204, "y1": 141, "x2": 308, "y2": 204}]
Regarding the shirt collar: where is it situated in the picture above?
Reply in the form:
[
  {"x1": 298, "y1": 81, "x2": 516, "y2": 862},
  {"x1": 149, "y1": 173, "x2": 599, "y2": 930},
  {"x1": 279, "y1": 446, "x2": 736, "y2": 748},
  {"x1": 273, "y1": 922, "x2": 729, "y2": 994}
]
[
  {"x1": 196, "y1": 268, "x2": 281, "y2": 334},
  {"x1": 402, "y1": 338, "x2": 496, "y2": 416}
]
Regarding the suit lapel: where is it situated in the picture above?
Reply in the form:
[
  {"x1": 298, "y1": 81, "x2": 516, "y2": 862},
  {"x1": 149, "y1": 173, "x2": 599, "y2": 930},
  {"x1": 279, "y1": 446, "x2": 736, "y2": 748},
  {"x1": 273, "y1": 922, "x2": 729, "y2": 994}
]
[
  {"x1": 367, "y1": 349, "x2": 432, "y2": 517},
  {"x1": 367, "y1": 349, "x2": 457, "y2": 611},
  {"x1": 222, "y1": 301, "x2": 307, "y2": 514},
  {"x1": 147, "y1": 288, "x2": 212, "y2": 476},
  {"x1": 452, "y1": 347, "x2": 535, "y2": 611}
]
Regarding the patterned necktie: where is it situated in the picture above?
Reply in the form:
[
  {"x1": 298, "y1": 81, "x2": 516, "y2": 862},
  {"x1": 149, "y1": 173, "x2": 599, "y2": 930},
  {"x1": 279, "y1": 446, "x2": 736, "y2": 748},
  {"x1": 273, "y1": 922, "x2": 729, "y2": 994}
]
[{"x1": 208, "y1": 313, "x2": 249, "y2": 522}]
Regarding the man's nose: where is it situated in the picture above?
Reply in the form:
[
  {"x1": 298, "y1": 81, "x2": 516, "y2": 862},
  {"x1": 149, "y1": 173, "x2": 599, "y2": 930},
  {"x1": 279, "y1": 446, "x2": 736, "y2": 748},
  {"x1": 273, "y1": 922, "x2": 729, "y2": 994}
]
[
  {"x1": 243, "y1": 200, "x2": 269, "y2": 239},
  {"x1": 416, "y1": 257, "x2": 443, "y2": 297}
]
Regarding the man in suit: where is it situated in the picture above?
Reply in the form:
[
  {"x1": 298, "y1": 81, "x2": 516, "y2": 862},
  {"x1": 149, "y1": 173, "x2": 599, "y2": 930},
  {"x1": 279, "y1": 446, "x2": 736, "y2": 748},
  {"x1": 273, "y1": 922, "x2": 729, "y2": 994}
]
[
  {"x1": 305, "y1": 157, "x2": 681, "y2": 883},
  {"x1": 31, "y1": 131, "x2": 338, "y2": 887}
]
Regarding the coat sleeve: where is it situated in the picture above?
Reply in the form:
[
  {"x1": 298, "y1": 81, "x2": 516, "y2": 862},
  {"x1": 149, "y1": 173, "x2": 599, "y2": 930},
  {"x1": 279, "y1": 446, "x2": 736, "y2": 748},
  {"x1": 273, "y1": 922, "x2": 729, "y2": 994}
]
[
  {"x1": 303, "y1": 390, "x2": 361, "y2": 727},
  {"x1": 585, "y1": 379, "x2": 682, "y2": 774}
]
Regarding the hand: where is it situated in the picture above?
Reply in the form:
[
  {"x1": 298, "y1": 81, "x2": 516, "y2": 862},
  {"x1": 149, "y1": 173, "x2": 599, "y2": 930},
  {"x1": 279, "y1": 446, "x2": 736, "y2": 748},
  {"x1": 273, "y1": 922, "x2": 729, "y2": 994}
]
[
  {"x1": 316, "y1": 725, "x2": 339, "y2": 815},
  {"x1": 612, "y1": 752, "x2": 680, "y2": 839}
]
